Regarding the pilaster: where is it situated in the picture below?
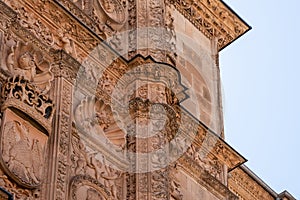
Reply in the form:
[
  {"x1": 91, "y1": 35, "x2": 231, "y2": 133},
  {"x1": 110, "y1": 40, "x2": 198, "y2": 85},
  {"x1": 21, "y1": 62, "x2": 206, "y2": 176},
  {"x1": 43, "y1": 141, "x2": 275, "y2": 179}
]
[{"x1": 46, "y1": 50, "x2": 80, "y2": 200}]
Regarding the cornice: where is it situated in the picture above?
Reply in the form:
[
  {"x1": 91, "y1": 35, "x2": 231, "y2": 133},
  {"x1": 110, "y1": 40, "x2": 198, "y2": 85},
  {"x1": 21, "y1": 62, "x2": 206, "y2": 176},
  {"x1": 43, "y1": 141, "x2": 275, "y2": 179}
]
[
  {"x1": 169, "y1": 0, "x2": 251, "y2": 50},
  {"x1": 228, "y1": 166, "x2": 275, "y2": 200},
  {"x1": 178, "y1": 156, "x2": 238, "y2": 200},
  {"x1": 179, "y1": 107, "x2": 246, "y2": 171}
]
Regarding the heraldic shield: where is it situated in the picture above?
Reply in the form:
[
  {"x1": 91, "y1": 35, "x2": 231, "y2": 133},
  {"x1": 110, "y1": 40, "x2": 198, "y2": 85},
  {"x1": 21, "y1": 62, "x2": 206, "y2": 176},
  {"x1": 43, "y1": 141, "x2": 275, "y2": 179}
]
[{"x1": 0, "y1": 108, "x2": 48, "y2": 188}]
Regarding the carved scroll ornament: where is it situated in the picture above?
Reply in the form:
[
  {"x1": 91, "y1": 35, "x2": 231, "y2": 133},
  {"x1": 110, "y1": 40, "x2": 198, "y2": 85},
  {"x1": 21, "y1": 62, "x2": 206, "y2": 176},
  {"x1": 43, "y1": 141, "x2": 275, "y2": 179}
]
[{"x1": 1, "y1": 76, "x2": 54, "y2": 132}]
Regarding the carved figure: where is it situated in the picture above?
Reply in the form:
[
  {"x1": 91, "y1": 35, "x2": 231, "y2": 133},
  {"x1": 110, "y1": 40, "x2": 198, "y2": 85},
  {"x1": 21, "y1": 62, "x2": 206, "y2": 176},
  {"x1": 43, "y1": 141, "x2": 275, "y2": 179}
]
[
  {"x1": 2, "y1": 120, "x2": 44, "y2": 187},
  {"x1": 102, "y1": 0, "x2": 115, "y2": 13},
  {"x1": 3, "y1": 41, "x2": 53, "y2": 94},
  {"x1": 100, "y1": 156, "x2": 121, "y2": 198},
  {"x1": 86, "y1": 188, "x2": 103, "y2": 200},
  {"x1": 96, "y1": 0, "x2": 126, "y2": 25},
  {"x1": 57, "y1": 32, "x2": 75, "y2": 55}
]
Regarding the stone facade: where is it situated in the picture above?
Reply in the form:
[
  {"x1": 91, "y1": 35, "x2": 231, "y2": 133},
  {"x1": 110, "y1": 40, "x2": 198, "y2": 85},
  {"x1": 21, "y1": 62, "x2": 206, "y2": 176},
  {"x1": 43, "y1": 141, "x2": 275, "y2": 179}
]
[{"x1": 0, "y1": 0, "x2": 295, "y2": 199}]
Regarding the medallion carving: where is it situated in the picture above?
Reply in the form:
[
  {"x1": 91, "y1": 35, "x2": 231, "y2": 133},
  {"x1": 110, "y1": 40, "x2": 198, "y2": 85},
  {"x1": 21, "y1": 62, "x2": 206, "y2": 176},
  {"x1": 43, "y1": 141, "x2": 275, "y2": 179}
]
[
  {"x1": 97, "y1": 0, "x2": 126, "y2": 25},
  {"x1": 70, "y1": 175, "x2": 111, "y2": 200},
  {"x1": 0, "y1": 108, "x2": 47, "y2": 188},
  {"x1": 60, "y1": 0, "x2": 127, "y2": 37}
]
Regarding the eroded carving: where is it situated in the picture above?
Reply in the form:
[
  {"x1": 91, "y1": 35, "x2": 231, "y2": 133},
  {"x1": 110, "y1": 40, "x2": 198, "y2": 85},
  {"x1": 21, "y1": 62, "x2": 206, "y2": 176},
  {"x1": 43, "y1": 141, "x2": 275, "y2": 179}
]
[
  {"x1": 1, "y1": 76, "x2": 54, "y2": 123},
  {"x1": 70, "y1": 175, "x2": 111, "y2": 200},
  {"x1": 70, "y1": 133, "x2": 124, "y2": 199},
  {"x1": 2, "y1": 41, "x2": 52, "y2": 94},
  {"x1": 0, "y1": 109, "x2": 47, "y2": 188},
  {"x1": 74, "y1": 96, "x2": 125, "y2": 147}
]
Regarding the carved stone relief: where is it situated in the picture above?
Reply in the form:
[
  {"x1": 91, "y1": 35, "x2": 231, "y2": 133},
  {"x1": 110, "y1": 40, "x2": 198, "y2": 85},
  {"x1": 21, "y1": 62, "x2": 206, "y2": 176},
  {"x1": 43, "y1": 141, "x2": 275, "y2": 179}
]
[
  {"x1": 168, "y1": 0, "x2": 250, "y2": 50},
  {"x1": 0, "y1": 169, "x2": 39, "y2": 199},
  {"x1": 1, "y1": 39, "x2": 53, "y2": 94},
  {"x1": 1, "y1": 76, "x2": 54, "y2": 132},
  {"x1": 3, "y1": 0, "x2": 100, "y2": 64},
  {"x1": 186, "y1": 144, "x2": 223, "y2": 182},
  {"x1": 74, "y1": 96, "x2": 125, "y2": 148},
  {"x1": 0, "y1": 108, "x2": 47, "y2": 188},
  {"x1": 70, "y1": 131, "x2": 124, "y2": 199},
  {"x1": 0, "y1": 1, "x2": 254, "y2": 199},
  {"x1": 70, "y1": 175, "x2": 111, "y2": 200},
  {"x1": 57, "y1": 0, "x2": 127, "y2": 39},
  {"x1": 228, "y1": 167, "x2": 275, "y2": 200},
  {"x1": 170, "y1": 166, "x2": 183, "y2": 200}
]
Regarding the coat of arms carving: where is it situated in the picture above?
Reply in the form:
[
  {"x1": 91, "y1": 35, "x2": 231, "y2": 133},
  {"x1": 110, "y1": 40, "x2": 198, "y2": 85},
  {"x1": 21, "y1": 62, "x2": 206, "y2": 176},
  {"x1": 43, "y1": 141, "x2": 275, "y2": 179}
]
[{"x1": 0, "y1": 109, "x2": 47, "y2": 188}]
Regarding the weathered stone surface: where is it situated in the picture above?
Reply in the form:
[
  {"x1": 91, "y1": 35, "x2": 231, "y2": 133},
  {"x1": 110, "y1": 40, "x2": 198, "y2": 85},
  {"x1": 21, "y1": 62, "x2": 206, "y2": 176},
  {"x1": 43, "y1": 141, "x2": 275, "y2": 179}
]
[{"x1": 0, "y1": 0, "x2": 295, "y2": 200}]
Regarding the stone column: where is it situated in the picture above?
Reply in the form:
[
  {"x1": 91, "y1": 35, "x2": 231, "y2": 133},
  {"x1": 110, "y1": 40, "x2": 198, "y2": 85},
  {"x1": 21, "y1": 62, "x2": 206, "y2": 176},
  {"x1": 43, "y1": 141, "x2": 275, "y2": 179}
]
[
  {"x1": 120, "y1": 61, "x2": 185, "y2": 200},
  {"x1": 127, "y1": 0, "x2": 175, "y2": 63}
]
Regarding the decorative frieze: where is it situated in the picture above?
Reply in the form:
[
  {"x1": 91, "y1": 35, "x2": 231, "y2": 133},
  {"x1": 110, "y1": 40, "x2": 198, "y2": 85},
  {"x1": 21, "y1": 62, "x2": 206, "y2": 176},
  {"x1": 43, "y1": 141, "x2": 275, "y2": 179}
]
[
  {"x1": 178, "y1": 155, "x2": 238, "y2": 200},
  {"x1": 228, "y1": 166, "x2": 275, "y2": 200},
  {"x1": 0, "y1": 0, "x2": 262, "y2": 200},
  {"x1": 169, "y1": 0, "x2": 250, "y2": 50},
  {"x1": 70, "y1": 129, "x2": 124, "y2": 199}
]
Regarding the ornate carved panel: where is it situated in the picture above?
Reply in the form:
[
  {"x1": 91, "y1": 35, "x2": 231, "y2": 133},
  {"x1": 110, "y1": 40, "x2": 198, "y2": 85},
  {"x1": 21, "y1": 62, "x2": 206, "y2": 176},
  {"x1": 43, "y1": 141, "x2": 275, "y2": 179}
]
[
  {"x1": 70, "y1": 130, "x2": 124, "y2": 199},
  {"x1": 56, "y1": 0, "x2": 127, "y2": 38},
  {"x1": 168, "y1": 0, "x2": 251, "y2": 50},
  {"x1": 70, "y1": 175, "x2": 112, "y2": 200},
  {"x1": 228, "y1": 166, "x2": 275, "y2": 200},
  {"x1": 1, "y1": 77, "x2": 54, "y2": 133},
  {"x1": 0, "y1": 109, "x2": 48, "y2": 189},
  {"x1": 0, "y1": 0, "x2": 260, "y2": 199}
]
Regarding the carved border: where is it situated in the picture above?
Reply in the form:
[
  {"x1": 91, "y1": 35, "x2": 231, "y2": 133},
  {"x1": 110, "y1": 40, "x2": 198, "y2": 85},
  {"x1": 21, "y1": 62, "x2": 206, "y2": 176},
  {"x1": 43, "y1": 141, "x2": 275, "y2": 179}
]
[
  {"x1": 228, "y1": 166, "x2": 276, "y2": 200},
  {"x1": 179, "y1": 107, "x2": 246, "y2": 171},
  {"x1": 168, "y1": 0, "x2": 251, "y2": 50},
  {"x1": 178, "y1": 155, "x2": 238, "y2": 200}
]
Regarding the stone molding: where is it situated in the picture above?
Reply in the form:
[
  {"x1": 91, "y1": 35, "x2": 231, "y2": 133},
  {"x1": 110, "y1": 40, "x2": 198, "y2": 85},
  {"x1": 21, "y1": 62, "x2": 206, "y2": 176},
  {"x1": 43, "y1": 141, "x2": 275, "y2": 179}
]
[
  {"x1": 228, "y1": 166, "x2": 275, "y2": 200},
  {"x1": 168, "y1": 0, "x2": 251, "y2": 50},
  {"x1": 178, "y1": 156, "x2": 238, "y2": 200},
  {"x1": 50, "y1": 49, "x2": 81, "y2": 83}
]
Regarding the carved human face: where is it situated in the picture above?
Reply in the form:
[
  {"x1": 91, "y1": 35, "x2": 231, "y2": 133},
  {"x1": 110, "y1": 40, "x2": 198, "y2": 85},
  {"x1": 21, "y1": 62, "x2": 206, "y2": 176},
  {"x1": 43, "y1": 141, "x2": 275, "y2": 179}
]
[
  {"x1": 86, "y1": 188, "x2": 103, "y2": 200},
  {"x1": 18, "y1": 52, "x2": 35, "y2": 70},
  {"x1": 138, "y1": 85, "x2": 148, "y2": 99},
  {"x1": 102, "y1": 0, "x2": 115, "y2": 13}
]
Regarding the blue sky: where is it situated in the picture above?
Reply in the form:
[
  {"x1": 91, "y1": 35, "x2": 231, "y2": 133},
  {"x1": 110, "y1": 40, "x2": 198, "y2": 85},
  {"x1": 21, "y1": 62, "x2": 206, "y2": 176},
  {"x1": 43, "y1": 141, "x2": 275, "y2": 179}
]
[{"x1": 221, "y1": 0, "x2": 300, "y2": 198}]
